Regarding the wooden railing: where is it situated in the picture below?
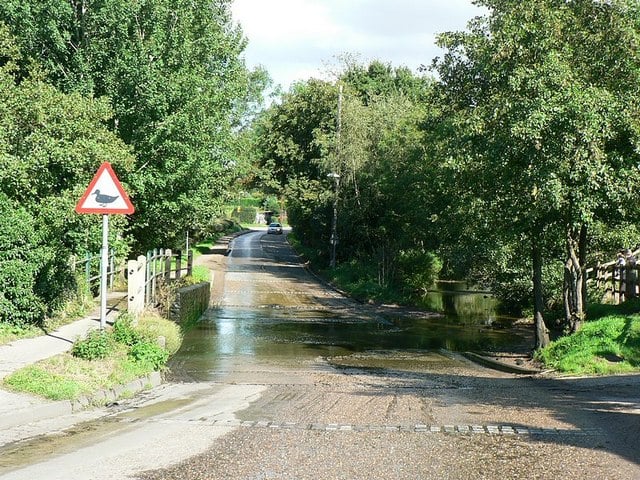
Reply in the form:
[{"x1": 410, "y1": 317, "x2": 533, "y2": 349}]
[
  {"x1": 128, "y1": 248, "x2": 193, "y2": 316},
  {"x1": 586, "y1": 254, "x2": 640, "y2": 304}
]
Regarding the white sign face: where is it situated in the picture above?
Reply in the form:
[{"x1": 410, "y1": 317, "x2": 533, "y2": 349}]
[{"x1": 76, "y1": 162, "x2": 134, "y2": 214}]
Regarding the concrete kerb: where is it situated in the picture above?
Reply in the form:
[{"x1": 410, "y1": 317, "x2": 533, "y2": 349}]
[
  {"x1": 220, "y1": 228, "x2": 253, "y2": 255},
  {"x1": 462, "y1": 351, "x2": 543, "y2": 375},
  {"x1": 0, "y1": 372, "x2": 163, "y2": 431}
]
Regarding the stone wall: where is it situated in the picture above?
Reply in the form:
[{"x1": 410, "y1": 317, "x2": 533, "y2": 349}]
[{"x1": 170, "y1": 282, "x2": 210, "y2": 324}]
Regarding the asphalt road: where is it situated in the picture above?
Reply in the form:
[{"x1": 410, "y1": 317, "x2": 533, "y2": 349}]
[{"x1": 1, "y1": 230, "x2": 639, "y2": 480}]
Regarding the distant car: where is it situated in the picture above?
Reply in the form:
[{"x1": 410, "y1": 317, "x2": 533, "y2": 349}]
[{"x1": 267, "y1": 222, "x2": 283, "y2": 234}]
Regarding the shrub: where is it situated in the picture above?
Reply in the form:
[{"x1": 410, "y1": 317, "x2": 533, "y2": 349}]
[
  {"x1": 71, "y1": 329, "x2": 115, "y2": 360},
  {"x1": 0, "y1": 195, "x2": 47, "y2": 326},
  {"x1": 396, "y1": 249, "x2": 442, "y2": 295},
  {"x1": 112, "y1": 314, "x2": 142, "y2": 346},
  {"x1": 128, "y1": 341, "x2": 169, "y2": 370},
  {"x1": 230, "y1": 206, "x2": 257, "y2": 225}
]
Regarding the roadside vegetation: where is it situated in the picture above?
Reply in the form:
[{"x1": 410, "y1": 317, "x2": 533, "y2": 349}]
[
  {"x1": 2, "y1": 312, "x2": 181, "y2": 401},
  {"x1": 536, "y1": 302, "x2": 640, "y2": 375},
  {"x1": 254, "y1": 1, "x2": 640, "y2": 353},
  {"x1": 0, "y1": 1, "x2": 266, "y2": 329}
]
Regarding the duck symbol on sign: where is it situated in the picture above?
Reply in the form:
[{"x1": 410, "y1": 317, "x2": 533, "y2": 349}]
[{"x1": 92, "y1": 189, "x2": 119, "y2": 207}]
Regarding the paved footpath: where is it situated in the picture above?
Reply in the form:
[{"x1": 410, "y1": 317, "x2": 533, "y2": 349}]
[{"x1": 0, "y1": 293, "x2": 127, "y2": 431}]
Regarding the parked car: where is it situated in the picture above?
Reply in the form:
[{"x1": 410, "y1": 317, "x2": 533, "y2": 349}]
[{"x1": 267, "y1": 222, "x2": 283, "y2": 234}]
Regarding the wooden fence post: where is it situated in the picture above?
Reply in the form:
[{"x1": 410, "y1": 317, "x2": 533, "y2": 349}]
[
  {"x1": 127, "y1": 255, "x2": 147, "y2": 321},
  {"x1": 618, "y1": 265, "x2": 624, "y2": 304},
  {"x1": 187, "y1": 249, "x2": 193, "y2": 277},
  {"x1": 145, "y1": 250, "x2": 152, "y2": 306},
  {"x1": 629, "y1": 265, "x2": 638, "y2": 299},
  {"x1": 165, "y1": 249, "x2": 172, "y2": 282},
  {"x1": 176, "y1": 250, "x2": 182, "y2": 279}
]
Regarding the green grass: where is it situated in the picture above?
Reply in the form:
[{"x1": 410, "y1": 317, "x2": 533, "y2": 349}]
[
  {"x1": 190, "y1": 265, "x2": 210, "y2": 283},
  {"x1": 536, "y1": 315, "x2": 640, "y2": 375},
  {"x1": 0, "y1": 323, "x2": 43, "y2": 345},
  {"x1": 2, "y1": 312, "x2": 182, "y2": 401}
]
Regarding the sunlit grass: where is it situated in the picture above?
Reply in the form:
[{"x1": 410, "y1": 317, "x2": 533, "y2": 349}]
[
  {"x1": 0, "y1": 323, "x2": 43, "y2": 346},
  {"x1": 536, "y1": 315, "x2": 640, "y2": 375}
]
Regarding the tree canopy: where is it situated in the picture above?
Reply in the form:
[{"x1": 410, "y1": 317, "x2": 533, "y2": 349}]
[{"x1": 0, "y1": 1, "x2": 262, "y2": 323}]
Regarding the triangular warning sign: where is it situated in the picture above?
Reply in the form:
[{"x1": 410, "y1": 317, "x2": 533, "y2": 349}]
[{"x1": 75, "y1": 162, "x2": 134, "y2": 214}]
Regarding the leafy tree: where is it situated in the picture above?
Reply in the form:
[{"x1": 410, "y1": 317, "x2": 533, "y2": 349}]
[
  {"x1": 433, "y1": 0, "x2": 640, "y2": 347},
  {"x1": 0, "y1": 25, "x2": 134, "y2": 321},
  {"x1": 256, "y1": 63, "x2": 440, "y2": 295},
  {"x1": 0, "y1": 0, "x2": 260, "y2": 251}
]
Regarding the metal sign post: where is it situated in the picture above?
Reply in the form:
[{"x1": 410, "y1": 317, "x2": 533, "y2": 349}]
[{"x1": 100, "y1": 214, "x2": 109, "y2": 329}]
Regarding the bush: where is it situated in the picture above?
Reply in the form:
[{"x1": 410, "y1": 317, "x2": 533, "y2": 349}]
[
  {"x1": 230, "y1": 206, "x2": 257, "y2": 225},
  {"x1": 0, "y1": 195, "x2": 47, "y2": 326},
  {"x1": 128, "y1": 341, "x2": 169, "y2": 370},
  {"x1": 71, "y1": 329, "x2": 115, "y2": 360},
  {"x1": 396, "y1": 249, "x2": 442, "y2": 295},
  {"x1": 112, "y1": 314, "x2": 142, "y2": 346}
]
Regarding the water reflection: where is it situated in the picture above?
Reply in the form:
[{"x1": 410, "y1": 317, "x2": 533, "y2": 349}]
[
  {"x1": 170, "y1": 293, "x2": 528, "y2": 382},
  {"x1": 420, "y1": 281, "x2": 500, "y2": 325}
]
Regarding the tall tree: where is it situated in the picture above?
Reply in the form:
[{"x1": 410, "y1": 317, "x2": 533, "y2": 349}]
[
  {"x1": 433, "y1": 0, "x2": 640, "y2": 347},
  {"x1": 0, "y1": 0, "x2": 259, "y2": 251},
  {"x1": 0, "y1": 24, "x2": 135, "y2": 321}
]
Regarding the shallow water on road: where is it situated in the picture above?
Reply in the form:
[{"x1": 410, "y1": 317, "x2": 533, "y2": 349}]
[
  {"x1": 169, "y1": 231, "x2": 531, "y2": 381},
  {"x1": 169, "y1": 306, "x2": 528, "y2": 381}
]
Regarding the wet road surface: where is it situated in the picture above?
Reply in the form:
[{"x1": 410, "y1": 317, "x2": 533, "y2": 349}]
[{"x1": 1, "y1": 230, "x2": 640, "y2": 479}]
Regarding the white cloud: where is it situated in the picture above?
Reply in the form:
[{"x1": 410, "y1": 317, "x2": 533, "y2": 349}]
[{"x1": 232, "y1": 0, "x2": 486, "y2": 90}]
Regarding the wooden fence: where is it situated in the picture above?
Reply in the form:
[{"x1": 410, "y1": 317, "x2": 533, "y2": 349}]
[
  {"x1": 128, "y1": 248, "x2": 194, "y2": 316},
  {"x1": 586, "y1": 259, "x2": 639, "y2": 304}
]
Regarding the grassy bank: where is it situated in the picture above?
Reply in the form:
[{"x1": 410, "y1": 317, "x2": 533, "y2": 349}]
[
  {"x1": 2, "y1": 312, "x2": 181, "y2": 401},
  {"x1": 536, "y1": 302, "x2": 640, "y2": 375}
]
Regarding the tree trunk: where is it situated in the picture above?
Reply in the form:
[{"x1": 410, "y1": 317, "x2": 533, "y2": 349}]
[
  {"x1": 564, "y1": 228, "x2": 585, "y2": 333},
  {"x1": 532, "y1": 238, "x2": 550, "y2": 350},
  {"x1": 579, "y1": 224, "x2": 588, "y2": 311}
]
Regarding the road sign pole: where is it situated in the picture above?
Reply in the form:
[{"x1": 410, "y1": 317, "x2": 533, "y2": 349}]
[{"x1": 100, "y1": 214, "x2": 109, "y2": 329}]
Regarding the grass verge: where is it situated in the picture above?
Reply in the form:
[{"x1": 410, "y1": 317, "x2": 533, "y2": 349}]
[
  {"x1": 0, "y1": 323, "x2": 43, "y2": 346},
  {"x1": 536, "y1": 313, "x2": 640, "y2": 375},
  {"x1": 2, "y1": 311, "x2": 181, "y2": 402}
]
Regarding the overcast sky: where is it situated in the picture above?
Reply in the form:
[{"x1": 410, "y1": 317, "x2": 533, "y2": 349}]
[{"x1": 231, "y1": 0, "x2": 487, "y2": 90}]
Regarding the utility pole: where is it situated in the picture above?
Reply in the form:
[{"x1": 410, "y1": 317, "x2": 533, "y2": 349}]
[
  {"x1": 328, "y1": 172, "x2": 340, "y2": 268},
  {"x1": 328, "y1": 84, "x2": 343, "y2": 268}
]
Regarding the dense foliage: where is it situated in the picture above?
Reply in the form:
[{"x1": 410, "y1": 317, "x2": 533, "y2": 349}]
[
  {"x1": 254, "y1": 1, "x2": 640, "y2": 349},
  {"x1": 0, "y1": 26, "x2": 134, "y2": 324},
  {"x1": 0, "y1": 2, "x2": 263, "y2": 324}
]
